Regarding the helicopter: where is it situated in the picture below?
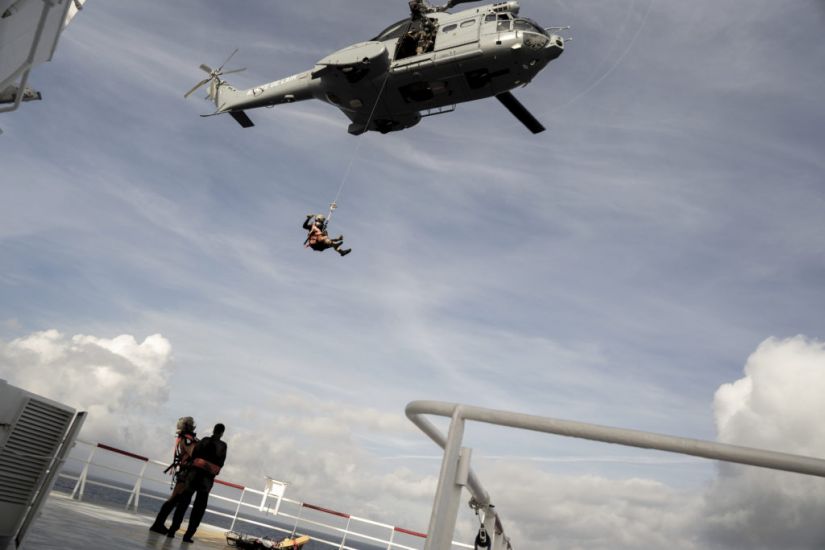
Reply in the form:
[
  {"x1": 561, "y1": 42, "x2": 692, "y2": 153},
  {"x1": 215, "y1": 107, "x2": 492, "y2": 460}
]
[{"x1": 185, "y1": 0, "x2": 565, "y2": 135}]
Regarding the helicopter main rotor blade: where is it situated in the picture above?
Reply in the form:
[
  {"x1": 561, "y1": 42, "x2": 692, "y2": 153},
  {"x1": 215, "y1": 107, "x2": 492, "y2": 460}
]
[
  {"x1": 496, "y1": 91, "x2": 546, "y2": 134},
  {"x1": 220, "y1": 67, "x2": 246, "y2": 76},
  {"x1": 217, "y1": 48, "x2": 239, "y2": 72},
  {"x1": 199, "y1": 64, "x2": 214, "y2": 74},
  {"x1": 445, "y1": 0, "x2": 480, "y2": 8},
  {"x1": 184, "y1": 77, "x2": 212, "y2": 99}
]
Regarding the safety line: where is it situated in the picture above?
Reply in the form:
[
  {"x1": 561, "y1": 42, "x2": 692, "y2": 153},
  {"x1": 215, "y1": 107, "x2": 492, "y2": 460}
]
[{"x1": 327, "y1": 19, "x2": 417, "y2": 222}]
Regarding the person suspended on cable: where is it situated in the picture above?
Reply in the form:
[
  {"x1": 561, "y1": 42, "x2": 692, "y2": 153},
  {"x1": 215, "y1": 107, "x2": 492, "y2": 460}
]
[{"x1": 303, "y1": 214, "x2": 351, "y2": 257}]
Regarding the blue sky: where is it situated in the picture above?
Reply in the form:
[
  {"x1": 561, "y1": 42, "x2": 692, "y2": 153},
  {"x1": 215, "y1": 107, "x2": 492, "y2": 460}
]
[{"x1": 2, "y1": 1, "x2": 825, "y2": 548}]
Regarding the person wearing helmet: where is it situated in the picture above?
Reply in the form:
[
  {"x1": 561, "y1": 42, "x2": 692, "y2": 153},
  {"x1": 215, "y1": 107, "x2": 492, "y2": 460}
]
[
  {"x1": 149, "y1": 417, "x2": 198, "y2": 535},
  {"x1": 303, "y1": 214, "x2": 351, "y2": 257}
]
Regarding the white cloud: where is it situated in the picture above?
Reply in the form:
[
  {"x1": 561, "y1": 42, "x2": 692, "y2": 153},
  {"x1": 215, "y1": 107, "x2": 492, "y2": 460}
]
[
  {"x1": 702, "y1": 336, "x2": 825, "y2": 549},
  {"x1": 714, "y1": 336, "x2": 825, "y2": 454},
  {"x1": 0, "y1": 330, "x2": 173, "y2": 448}
]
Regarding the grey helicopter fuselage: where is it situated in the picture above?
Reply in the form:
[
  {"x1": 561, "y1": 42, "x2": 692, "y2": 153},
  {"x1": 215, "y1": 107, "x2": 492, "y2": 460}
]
[{"x1": 205, "y1": 1, "x2": 564, "y2": 134}]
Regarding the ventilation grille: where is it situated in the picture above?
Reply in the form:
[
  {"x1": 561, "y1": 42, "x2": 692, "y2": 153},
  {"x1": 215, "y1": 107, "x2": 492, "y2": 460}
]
[{"x1": 0, "y1": 399, "x2": 73, "y2": 505}]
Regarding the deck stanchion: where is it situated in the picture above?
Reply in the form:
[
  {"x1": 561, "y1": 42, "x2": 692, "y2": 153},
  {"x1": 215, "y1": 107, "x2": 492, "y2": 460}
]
[
  {"x1": 229, "y1": 488, "x2": 246, "y2": 531},
  {"x1": 385, "y1": 528, "x2": 396, "y2": 550},
  {"x1": 126, "y1": 460, "x2": 149, "y2": 511},
  {"x1": 71, "y1": 446, "x2": 97, "y2": 501},
  {"x1": 290, "y1": 504, "x2": 304, "y2": 537},
  {"x1": 338, "y1": 516, "x2": 352, "y2": 549},
  {"x1": 423, "y1": 407, "x2": 466, "y2": 550}
]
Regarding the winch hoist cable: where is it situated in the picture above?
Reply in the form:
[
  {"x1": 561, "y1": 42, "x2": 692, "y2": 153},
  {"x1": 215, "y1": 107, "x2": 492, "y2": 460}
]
[{"x1": 323, "y1": 19, "x2": 415, "y2": 225}]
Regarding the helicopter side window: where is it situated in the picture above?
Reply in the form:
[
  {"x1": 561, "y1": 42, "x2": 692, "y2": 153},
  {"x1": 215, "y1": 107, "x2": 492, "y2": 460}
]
[
  {"x1": 442, "y1": 23, "x2": 458, "y2": 33},
  {"x1": 460, "y1": 19, "x2": 476, "y2": 28},
  {"x1": 485, "y1": 14, "x2": 497, "y2": 22}
]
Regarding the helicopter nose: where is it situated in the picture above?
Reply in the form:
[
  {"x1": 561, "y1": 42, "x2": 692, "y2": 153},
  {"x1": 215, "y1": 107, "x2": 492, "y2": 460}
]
[{"x1": 544, "y1": 34, "x2": 564, "y2": 60}]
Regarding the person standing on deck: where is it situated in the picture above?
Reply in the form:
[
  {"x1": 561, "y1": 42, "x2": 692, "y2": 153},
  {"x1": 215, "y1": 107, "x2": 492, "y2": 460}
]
[
  {"x1": 149, "y1": 416, "x2": 198, "y2": 535},
  {"x1": 166, "y1": 423, "x2": 228, "y2": 543}
]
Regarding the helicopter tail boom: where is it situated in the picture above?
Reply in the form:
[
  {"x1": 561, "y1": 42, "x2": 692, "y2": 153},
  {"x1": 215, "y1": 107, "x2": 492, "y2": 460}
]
[
  {"x1": 190, "y1": 67, "x2": 321, "y2": 129},
  {"x1": 188, "y1": 78, "x2": 256, "y2": 128}
]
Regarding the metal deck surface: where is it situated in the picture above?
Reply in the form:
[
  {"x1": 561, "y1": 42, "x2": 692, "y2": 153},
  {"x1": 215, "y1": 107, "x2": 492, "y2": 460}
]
[{"x1": 22, "y1": 492, "x2": 230, "y2": 550}]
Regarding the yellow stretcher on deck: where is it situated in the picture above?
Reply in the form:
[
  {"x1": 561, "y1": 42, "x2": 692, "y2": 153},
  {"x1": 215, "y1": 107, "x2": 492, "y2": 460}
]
[{"x1": 225, "y1": 531, "x2": 311, "y2": 549}]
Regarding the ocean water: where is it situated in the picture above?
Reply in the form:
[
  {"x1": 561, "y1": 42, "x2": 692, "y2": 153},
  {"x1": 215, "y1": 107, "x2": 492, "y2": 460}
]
[{"x1": 51, "y1": 476, "x2": 411, "y2": 550}]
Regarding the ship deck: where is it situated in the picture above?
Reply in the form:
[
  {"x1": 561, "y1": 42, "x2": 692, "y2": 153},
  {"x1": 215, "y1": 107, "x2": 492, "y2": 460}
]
[{"x1": 24, "y1": 492, "x2": 229, "y2": 550}]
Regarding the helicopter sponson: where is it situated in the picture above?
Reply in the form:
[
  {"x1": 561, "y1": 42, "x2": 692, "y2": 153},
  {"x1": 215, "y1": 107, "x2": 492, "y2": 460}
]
[{"x1": 188, "y1": 1, "x2": 564, "y2": 134}]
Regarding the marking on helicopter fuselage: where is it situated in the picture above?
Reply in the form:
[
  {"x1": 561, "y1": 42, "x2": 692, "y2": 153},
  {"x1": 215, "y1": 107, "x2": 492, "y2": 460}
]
[{"x1": 246, "y1": 73, "x2": 306, "y2": 96}]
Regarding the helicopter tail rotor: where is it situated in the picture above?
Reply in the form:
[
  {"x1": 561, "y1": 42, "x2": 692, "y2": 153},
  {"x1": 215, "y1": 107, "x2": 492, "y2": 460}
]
[{"x1": 184, "y1": 49, "x2": 246, "y2": 102}]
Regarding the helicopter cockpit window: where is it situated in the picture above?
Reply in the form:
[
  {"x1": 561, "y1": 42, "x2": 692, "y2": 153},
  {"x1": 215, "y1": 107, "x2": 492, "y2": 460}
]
[
  {"x1": 485, "y1": 14, "x2": 497, "y2": 22},
  {"x1": 372, "y1": 18, "x2": 411, "y2": 42},
  {"x1": 497, "y1": 14, "x2": 512, "y2": 32},
  {"x1": 442, "y1": 23, "x2": 458, "y2": 33},
  {"x1": 513, "y1": 18, "x2": 548, "y2": 36}
]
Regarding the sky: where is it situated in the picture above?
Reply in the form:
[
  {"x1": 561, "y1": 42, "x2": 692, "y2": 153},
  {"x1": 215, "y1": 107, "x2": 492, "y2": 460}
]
[{"x1": 1, "y1": 0, "x2": 825, "y2": 548}]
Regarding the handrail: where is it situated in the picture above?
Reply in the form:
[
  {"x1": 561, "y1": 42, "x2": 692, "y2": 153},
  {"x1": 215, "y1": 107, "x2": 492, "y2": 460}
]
[
  {"x1": 407, "y1": 400, "x2": 825, "y2": 476},
  {"x1": 95, "y1": 443, "x2": 149, "y2": 462},
  {"x1": 406, "y1": 400, "x2": 825, "y2": 550}
]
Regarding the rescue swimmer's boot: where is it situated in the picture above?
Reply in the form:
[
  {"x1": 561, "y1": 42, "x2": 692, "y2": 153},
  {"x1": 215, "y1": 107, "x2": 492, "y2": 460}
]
[{"x1": 338, "y1": 248, "x2": 351, "y2": 257}]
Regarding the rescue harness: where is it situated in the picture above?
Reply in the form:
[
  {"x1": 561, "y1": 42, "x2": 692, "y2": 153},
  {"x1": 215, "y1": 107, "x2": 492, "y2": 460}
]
[{"x1": 163, "y1": 432, "x2": 197, "y2": 486}]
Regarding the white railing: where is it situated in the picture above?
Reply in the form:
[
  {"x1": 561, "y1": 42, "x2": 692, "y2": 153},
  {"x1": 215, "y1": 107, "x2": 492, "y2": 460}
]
[
  {"x1": 406, "y1": 400, "x2": 825, "y2": 550},
  {"x1": 56, "y1": 439, "x2": 474, "y2": 550}
]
